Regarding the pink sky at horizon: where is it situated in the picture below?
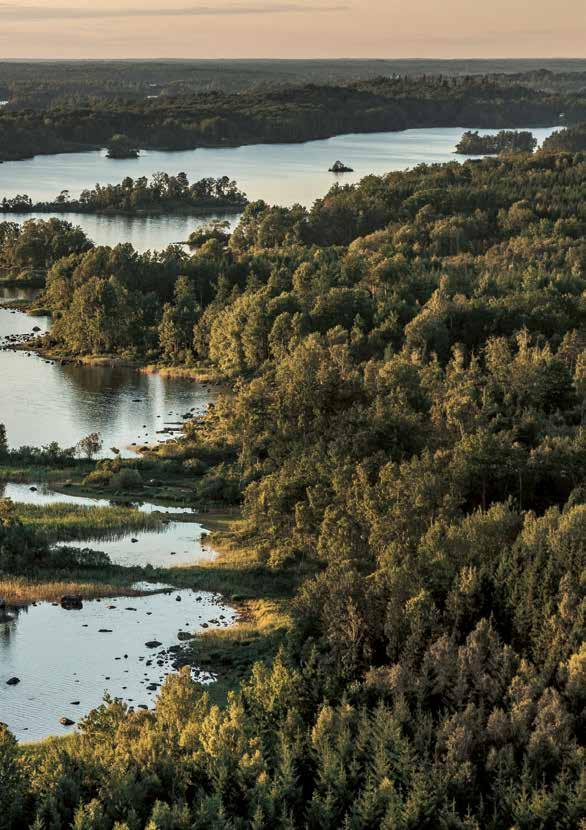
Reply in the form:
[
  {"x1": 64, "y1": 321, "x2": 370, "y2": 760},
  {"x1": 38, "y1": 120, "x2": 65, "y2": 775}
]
[{"x1": 0, "y1": 0, "x2": 584, "y2": 59}]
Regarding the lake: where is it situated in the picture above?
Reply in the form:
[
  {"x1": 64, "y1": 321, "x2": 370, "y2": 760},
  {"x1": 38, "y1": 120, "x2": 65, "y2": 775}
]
[
  {"x1": 0, "y1": 588, "x2": 237, "y2": 742},
  {"x1": 1, "y1": 126, "x2": 560, "y2": 251},
  {"x1": 0, "y1": 303, "x2": 214, "y2": 455}
]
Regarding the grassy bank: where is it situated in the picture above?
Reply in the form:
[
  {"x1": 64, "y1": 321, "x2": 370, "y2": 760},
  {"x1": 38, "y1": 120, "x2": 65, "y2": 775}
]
[
  {"x1": 141, "y1": 363, "x2": 225, "y2": 384},
  {"x1": 187, "y1": 597, "x2": 291, "y2": 703},
  {"x1": 0, "y1": 575, "x2": 144, "y2": 605},
  {"x1": 0, "y1": 461, "x2": 94, "y2": 483},
  {"x1": 14, "y1": 501, "x2": 163, "y2": 542},
  {"x1": 166, "y1": 521, "x2": 304, "y2": 703},
  {"x1": 2, "y1": 464, "x2": 295, "y2": 705}
]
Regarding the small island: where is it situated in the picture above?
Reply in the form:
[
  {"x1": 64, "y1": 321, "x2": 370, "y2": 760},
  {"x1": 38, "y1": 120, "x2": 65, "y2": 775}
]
[
  {"x1": 455, "y1": 130, "x2": 537, "y2": 155},
  {"x1": 106, "y1": 133, "x2": 140, "y2": 159},
  {"x1": 329, "y1": 160, "x2": 354, "y2": 173},
  {"x1": 0, "y1": 172, "x2": 248, "y2": 216}
]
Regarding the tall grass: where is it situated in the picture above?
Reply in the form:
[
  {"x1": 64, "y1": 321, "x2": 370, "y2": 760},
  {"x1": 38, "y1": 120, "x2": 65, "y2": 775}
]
[
  {"x1": 0, "y1": 577, "x2": 142, "y2": 605},
  {"x1": 15, "y1": 502, "x2": 163, "y2": 542}
]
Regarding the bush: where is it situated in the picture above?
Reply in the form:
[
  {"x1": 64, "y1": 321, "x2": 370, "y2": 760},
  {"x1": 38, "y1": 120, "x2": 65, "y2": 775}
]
[{"x1": 109, "y1": 468, "x2": 143, "y2": 491}]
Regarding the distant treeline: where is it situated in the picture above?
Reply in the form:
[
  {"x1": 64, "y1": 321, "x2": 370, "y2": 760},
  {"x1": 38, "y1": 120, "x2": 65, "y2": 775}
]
[
  {"x1": 455, "y1": 129, "x2": 538, "y2": 154},
  {"x1": 0, "y1": 75, "x2": 585, "y2": 162},
  {"x1": 1, "y1": 61, "x2": 585, "y2": 110},
  {"x1": 0, "y1": 173, "x2": 247, "y2": 215}
]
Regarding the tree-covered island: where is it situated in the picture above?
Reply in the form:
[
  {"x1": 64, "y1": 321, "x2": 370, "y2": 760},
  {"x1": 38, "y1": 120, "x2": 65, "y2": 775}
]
[{"x1": 0, "y1": 173, "x2": 248, "y2": 216}]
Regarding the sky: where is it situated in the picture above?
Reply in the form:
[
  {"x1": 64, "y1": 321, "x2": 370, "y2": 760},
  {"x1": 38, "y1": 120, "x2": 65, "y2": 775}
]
[{"x1": 0, "y1": 0, "x2": 584, "y2": 59}]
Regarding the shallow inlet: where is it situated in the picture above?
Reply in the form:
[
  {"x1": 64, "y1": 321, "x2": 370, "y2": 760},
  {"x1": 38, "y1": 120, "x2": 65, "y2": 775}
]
[
  {"x1": 0, "y1": 483, "x2": 216, "y2": 568},
  {"x1": 0, "y1": 304, "x2": 215, "y2": 456},
  {"x1": 2, "y1": 481, "x2": 216, "y2": 569},
  {"x1": 0, "y1": 589, "x2": 237, "y2": 742}
]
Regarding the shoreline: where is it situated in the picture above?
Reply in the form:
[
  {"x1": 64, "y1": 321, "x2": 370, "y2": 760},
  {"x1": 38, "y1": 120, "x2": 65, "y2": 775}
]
[
  {"x1": 0, "y1": 202, "x2": 246, "y2": 218},
  {"x1": 0, "y1": 118, "x2": 568, "y2": 165},
  {"x1": 5, "y1": 336, "x2": 226, "y2": 383}
]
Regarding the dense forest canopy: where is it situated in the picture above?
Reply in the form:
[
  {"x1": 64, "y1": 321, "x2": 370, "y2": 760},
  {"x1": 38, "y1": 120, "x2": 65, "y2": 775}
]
[
  {"x1": 0, "y1": 74, "x2": 585, "y2": 162},
  {"x1": 1, "y1": 133, "x2": 585, "y2": 827},
  {"x1": 542, "y1": 121, "x2": 586, "y2": 152},
  {"x1": 0, "y1": 173, "x2": 248, "y2": 216},
  {"x1": 455, "y1": 129, "x2": 537, "y2": 154}
]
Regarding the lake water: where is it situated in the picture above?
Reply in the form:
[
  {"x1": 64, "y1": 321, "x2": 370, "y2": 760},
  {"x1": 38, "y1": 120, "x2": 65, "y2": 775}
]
[
  {"x1": 1, "y1": 482, "x2": 216, "y2": 568},
  {"x1": 0, "y1": 304, "x2": 214, "y2": 455},
  {"x1": 0, "y1": 124, "x2": 561, "y2": 743},
  {"x1": 1, "y1": 126, "x2": 560, "y2": 251},
  {"x1": 0, "y1": 589, "x2": 237, "y2": 742}
]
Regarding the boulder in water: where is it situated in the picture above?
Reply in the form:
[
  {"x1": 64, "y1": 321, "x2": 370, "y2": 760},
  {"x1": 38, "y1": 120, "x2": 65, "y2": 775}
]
[{"x1": 61, "y1": 595, "x2": 83, "y2": 610}]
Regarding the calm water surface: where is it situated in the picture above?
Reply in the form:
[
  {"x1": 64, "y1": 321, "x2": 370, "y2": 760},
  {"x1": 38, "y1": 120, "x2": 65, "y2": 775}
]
[
  {"x1": 1, "y1": 482, "x2": 216, "y2": 568},
  {"x1": 0, "y1": 590, "x2": 237, "y2": 742},
  {"x1": 0, "y1": 304, "x2": 213, "y2": 455},
  {"x1": 1, "y1": 127, "x2": 559, "y2": 251}
]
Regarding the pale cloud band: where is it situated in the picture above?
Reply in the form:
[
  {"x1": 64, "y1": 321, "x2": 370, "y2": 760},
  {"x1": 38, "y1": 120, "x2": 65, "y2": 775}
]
[{"x1": 0, "y1": 2, "x2": 348, "y2": 20}]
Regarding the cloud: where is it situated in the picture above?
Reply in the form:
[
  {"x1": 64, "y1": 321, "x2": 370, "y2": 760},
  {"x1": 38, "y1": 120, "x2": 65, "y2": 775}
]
[{"x1": 0, "y1": 2, "x2": 347, "y2": 21}]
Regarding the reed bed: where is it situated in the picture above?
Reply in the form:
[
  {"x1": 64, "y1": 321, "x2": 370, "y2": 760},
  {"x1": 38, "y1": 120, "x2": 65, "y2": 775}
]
[
  {"x1": 15, "y1": 502, "x2": 163, "y2": 542},
  {"x1": 0, "y1": 577, "x2": 142, "y2": 605}
]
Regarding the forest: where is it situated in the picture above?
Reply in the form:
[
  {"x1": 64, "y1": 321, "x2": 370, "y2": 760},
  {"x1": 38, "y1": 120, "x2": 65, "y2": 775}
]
[
  {"x1": 1, "y1": 60, "x2": 584, "y2": 110},
  {"x1": 542, "y1": 122, "x2": 586, "y2": 152},
  {"x1": 0, "y1": 132, "x2": 584, "y2": 827},
  {"x1": 455, "y1": 129, "x2": 537, "y2": 154},
  {"x1": 0, "y1": 173, "x2": 247, "y2": 216},
  {"x1": 1, "y1": 74, "x2": 585, "y2": 161}
]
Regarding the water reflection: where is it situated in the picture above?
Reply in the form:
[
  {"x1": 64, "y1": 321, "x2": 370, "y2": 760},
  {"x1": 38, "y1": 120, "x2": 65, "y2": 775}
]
[
  {"x1": 0, "y1": 590, "x2": 237, "y2": 742},
  {"x1": 0, "y1": 306, "x2": 213, "y2": 455},
  {"x1": 6, "y1": 211, "x2": 242, "y2": 253},
  {"x1": 1, "y1": 482, "x2": 216, "y2": 568}
]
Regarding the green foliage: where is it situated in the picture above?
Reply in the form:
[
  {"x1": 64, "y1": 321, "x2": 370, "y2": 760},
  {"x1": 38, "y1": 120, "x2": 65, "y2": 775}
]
[
  {"x1": 106, "y1": 134, "x2": 139, "y2": 160},
  {"x1": 0, "y1": 726, "x2": 24, "y2": 830},
  {"x1": 542, "y1": 122, "x2": 586, "y2": 153},
  {"x1": 76, "y1": 433, "x2": 103, "y2": 460},
  {"x1": 455, "y1": 129, "x2": 538, "y2": 154},
  {"x1": 3, "y1": 145, "x2": 586, "y2": 829},
  {"x1": 0, "y1": 218, "x2": 92, "y2": 279},
  {"x1": 0, "y1": 73, "x2": 584, "y2": 162}
]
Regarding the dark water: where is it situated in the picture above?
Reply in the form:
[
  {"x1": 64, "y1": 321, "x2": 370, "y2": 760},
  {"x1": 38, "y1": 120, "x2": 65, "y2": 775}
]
[
  {"x1": 0, "y1": 590, "x2": 237, "y2": 742},
  {"x1": 1, "y1": 127, "x2": 559, "y2": 251}
]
